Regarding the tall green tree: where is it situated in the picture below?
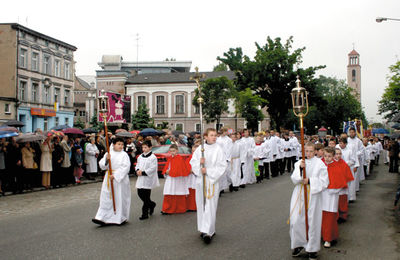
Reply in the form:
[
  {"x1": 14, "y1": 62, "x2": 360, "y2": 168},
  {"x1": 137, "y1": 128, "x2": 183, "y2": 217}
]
[
  {"x1": 193, "y1": 77, "x2": 233, "y2": 131},
  {"x1": 89, "y1": 115, "x2": 104, "y2": 131},
  {"x1": 378, "y1": 60, "x2": 400, "y2": 120},
  {"x1": 234, "y1": 88, "x2": 265, "y2": 132},
  {"x1": 74, "y1": 117, "x2": 85, "y2": 129},
  {"x1": 217, "y1": 36, "x2": 325, "y2": 130},
  {"x1": 131, "y1": 103, "x2": 153, "y2": 130}
]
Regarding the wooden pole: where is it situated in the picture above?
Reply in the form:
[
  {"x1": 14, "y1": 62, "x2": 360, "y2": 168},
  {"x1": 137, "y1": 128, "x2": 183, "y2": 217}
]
[
  {"x1": 103, "y1": 117, "x2": 116, "y2": 214},
  {"x1": 300, "y1": 115, "x2": 309, "y2": 241}
]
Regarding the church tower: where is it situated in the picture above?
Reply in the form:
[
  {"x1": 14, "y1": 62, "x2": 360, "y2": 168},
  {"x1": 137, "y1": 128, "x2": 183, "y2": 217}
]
[{"x1": 347, "y1": 49, "x2": 361, "y2": 102}]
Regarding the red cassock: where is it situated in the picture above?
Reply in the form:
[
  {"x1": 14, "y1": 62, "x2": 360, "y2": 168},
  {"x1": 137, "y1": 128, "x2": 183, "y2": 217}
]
[
  {"x1": 336, "y1": 159, "x2": 354, "y2": 221},
  {"x1": 185, "y1": 154, "x2": 197, "y2": 211},
  {"x1": 162, "y1": 155, "x2": 191, "y2": 214},
  {"x1": 321, "y1": 159, "x2": 353, "y2": 242}
]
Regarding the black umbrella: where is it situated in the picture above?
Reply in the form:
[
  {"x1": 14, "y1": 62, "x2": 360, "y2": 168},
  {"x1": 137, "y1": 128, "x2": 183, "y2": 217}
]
[
  {"x1": 391, "y1": 123, "x2": 400, "y2": 130},
  {"x1": 115, "y1": 132, "x2": 134, "y2": 138},
  {"x1": 172, "y1": 130, "x2": 184, "y2": 136},
  {"x1": 50, "y1": 124, "x2": 71, "y2": 131},
  {"x1": 390, "y1": 132, "x2": 400, "y2": 139},
  {"x1": 3, "y1": 120, "x2": 25, "y2": 127},
  {"x1": 189, "y1": 131, "x2": 200, "y2": 136},
  {"x1": 140, "y1": 128, "x2": 160, "y2": 137},
  {"x1": 83, "y1": 127, "x2": 98, "y2": 134}
]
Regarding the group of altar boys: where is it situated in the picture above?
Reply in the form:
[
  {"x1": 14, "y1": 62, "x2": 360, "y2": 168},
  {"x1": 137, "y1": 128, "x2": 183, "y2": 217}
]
[{"x1": 90, "y1": 126, "x2": 382, "y2": 258}]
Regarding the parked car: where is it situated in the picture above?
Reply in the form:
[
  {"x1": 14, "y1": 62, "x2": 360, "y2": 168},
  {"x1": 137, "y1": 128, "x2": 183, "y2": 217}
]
[{"x1": 135, "y1": 144, "x2": 192, "y2": 178}]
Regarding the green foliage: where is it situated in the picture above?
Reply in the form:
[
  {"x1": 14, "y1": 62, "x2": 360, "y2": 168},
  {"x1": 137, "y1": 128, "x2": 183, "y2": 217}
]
[
  {"x1": 156, "y1": 121, "x2": 169, "y2": 130},
  {"x1": 370, "y1": 122, "x2": 384, "y2": 128},
  {"x1": 131, "y1": 103, "x2": 153, "y2": 130},
  {"x1": 74, "y1": 117, "x2": 85, "y2": 129},
  {"x1": 89, "y1": 115, "x2": 104, "y2": 131},
  {"x1": 378, "y1": 61, "x2": 400, "y2": 120},
  {"x1": 213, "y1": 63, "x2": 228, "y2": 72},
  {"x1": 234, "y1": 88, "x2": 265, "y2": 132},
  {"x1": 193, "y1": 77, "x2": 233, "y2": 130},
  {"x1": 217, "y1": 36, "x2": 325, "y2": 130}
]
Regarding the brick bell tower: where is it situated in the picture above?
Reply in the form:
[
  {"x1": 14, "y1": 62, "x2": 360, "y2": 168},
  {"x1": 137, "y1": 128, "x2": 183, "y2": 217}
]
[{"x1": 347, "y1": 48, "x2": 361, "y2": 102}]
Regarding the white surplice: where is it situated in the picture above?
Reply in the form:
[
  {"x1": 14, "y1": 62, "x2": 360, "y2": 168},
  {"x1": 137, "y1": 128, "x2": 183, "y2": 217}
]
[
  {"x1": 289, "y1": 156, "x2": 329, "y2": 253},
  {"x1": 95, "y1": 149, "x2": 131, "y2": 224},
  {"x1": 135, "y1": 152, "x2": 160, "y2": 189},
  {"x1": 239, "y1": 137, "x2": 256, "y2": 185},
  {"x1": 230, "y1": 140, "x2": 246, "y2": 187},
  {"x1": 336, "y1": 144, "x2": 358, "y2": 200},
  {"x1": 190, "y1": 142, "x2": 227, "y2": 236},
  {"x1": 216, "y1": 135, "x2": 233, "y2": 191}
]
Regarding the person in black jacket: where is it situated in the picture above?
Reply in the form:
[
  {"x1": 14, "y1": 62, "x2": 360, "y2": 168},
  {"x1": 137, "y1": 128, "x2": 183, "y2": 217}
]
[
  {"x1": 389, "y1": 139, "x2": 399, "y2": 173},
  {"x1": 5, "y1": 138, "x2": 23, "y2": 194},
  {"x1": 52, "y1": 137, "x2": 64, "y2": 187}
]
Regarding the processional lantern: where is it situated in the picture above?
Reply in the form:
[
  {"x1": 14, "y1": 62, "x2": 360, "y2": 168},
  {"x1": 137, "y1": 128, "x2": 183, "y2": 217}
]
[
  {"x1": 98, "y1": 89, "x2": 109, "y2": 116},
  {"x1": 291, "y1": 76, "x2": 309, "y2": 117}
]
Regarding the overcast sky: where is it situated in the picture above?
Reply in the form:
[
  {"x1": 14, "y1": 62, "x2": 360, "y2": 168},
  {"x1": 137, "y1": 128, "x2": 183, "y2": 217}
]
[{"x1": 2, "y1": 0, "x2": 399, "y2": 123}]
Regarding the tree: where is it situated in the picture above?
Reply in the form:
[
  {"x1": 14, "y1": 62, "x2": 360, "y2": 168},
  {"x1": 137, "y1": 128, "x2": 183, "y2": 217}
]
[
  {"x1": 217, "y1": 36, "x2": 325, "y2": 130},
  {"x1": 378, "y1": 60, "x2": 400, "y2": 120},
  {"x1": 131, "y1": 103, "x2": 153, "y2": 130},
  {"x1": 89, "y1": 115, "x2": 104, "y2": 131},
  {"x1": 234, "y1": 88, "x2": 265, "y2": 132},
  {"x1": 213, "y1": 63, "x2": 228, "y2": 72},
  {"x1": 156, "y1": 121, "x2": 169, "y2": 129},
  {"x1": 74, "y1": 117, "x2": 85, "y2": 129},
  {"x1": 193, "y1": 77, "x2": 233, "y2": 131}
]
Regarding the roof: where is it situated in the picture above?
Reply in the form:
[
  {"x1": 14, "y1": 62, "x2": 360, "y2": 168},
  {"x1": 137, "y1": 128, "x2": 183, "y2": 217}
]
[
  {"x1": 126, "y1": 71, "x2": 235, "y2": 84},
  {"x1": 348, "y1": 49, "x2": 359, "y2": 56},
  {"x1": 75, "y1": 76, "x2": 94, "y2": 90},
  {"x1": 0, "y1": 23, "x2": 77, "y2": 51}
]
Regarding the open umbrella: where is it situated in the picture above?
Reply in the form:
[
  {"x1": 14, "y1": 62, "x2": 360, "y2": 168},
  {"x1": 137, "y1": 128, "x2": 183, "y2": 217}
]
[
  {"x1": 372, "y1": 128, "x2": 390, "y2": 134},
  {"x1": 63, "y1": 128, "x2": 85, "y2": 136},
  {"x1": 390, "y1": 132, "x2": 400, "y2": 139},
  {"x1": 130, "y1": 130, "x2": 140, "y2": 134},
  {"x1": 15, "y1": 133, "x2": 45, "y2": 143},
  {"x1": 172, "y1": 130, "x2": 184, "y2": 136},
  {"x1": 0, "y1": 125, "x2": 18, "y2": 132},
  {"x1": 3, "y1": 120, "x2": 25, "y2": 127},
  {"x1": 83, "y1": 127, "x2": 98, "y2": 134},
  {"x1": 50, "y1": 124, "x2": 70, "y2": 131},
  {"x1": 139, "y1": 128, "x2": 160, "y2": 137},
  {"x1": 115, "y1": 132, "x2": 134, "y2": 138},
  {"x1": 391, "y1": 123, "x2": 400, "y2": 130},
  {"x1": 115, "y1": 129, "x2": 128, "y2": 133},
  {"x1": 189, "y1": 131, "x2": 200, "y2": 136},
  {"x1": 46, "y1": 130, "x2": 64, "y2": 137},
  {"x1": 0, "y1": 131, "x2": 19, "y2": 138}
]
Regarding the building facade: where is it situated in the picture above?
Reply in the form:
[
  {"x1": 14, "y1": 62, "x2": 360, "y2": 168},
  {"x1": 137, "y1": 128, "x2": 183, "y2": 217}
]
[
  {"x1": 74, "y1": 76, "x2": 96, "y2": 127},
  {"x1": 0, "y1": 23, "x2": 77, "y2": 132},
  {"x1": 347, "y1": 49, "x2": 361, "y2": 102}
]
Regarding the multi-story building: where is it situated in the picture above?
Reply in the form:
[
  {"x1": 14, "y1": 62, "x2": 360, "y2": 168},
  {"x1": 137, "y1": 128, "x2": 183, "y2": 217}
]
[
  {"x1": 347, "y1": 49, "x2": 361, "y2": 102},
  {"x1": 0, "y1": 23, "x2": 77, "y2": 132},
  {"x1": 74, "y1": 76, "x2": 96, "y2": 126}
]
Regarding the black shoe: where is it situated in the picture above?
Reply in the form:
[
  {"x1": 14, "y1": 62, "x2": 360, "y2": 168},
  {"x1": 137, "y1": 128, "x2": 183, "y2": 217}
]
[
  {"x1": 308, "y1": 252, "x2": 317, "y2": 260},
  {"x1": 161, "y1": 211, "x2": 170, "y2": 215},
  {"x1": 233, "y1": 187, "x2": 239, "y2": 191},
  {"x1": 240, "y1": 184, "x2": 246, "y2": 188},
  {"x1": 203, "y1": 235, "x2": 212, "y2": 244},
  {"x1": 349, "y1": 200, "x2": 355, "y2": 203},
  {"x1": 337, "y1": 217, "x2": 346, "y2": 223},
  {"x1": 200, "y1": 233, "x2": 205, "y2": 239},
  {"x1": 229, "y1": 184, "x2": 234, "y2": 192},
  {"x1": 149, "y1": 203, "x2": 156, "y2": 216},
  {"x1": 119, "y1": 220, "x2": 128, "y2": 226},
  {"x1": 139, "y1": 215, "x2": 149, "y2": 220},
  {"x1": 92, "y1": 218, "x2": 106, "y2": 226},
  {"x1": 292, "y1": 247, "x2": 303, "y2": 257}
]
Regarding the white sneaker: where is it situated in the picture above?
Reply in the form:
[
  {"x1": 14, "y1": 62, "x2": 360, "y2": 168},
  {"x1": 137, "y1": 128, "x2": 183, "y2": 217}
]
[{"x1": 324, "y1": 241, "x2": 331, "y2": 248}]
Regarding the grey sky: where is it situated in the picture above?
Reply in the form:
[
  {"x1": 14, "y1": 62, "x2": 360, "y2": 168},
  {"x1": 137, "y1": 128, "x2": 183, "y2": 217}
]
[{"x1": 2, "y1": 0, "x2": 399, "y2": 123}]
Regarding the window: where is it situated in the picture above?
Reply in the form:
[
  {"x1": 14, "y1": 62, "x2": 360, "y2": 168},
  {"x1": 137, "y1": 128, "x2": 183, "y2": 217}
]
[
  {"x1": 176, "y1": 123, "x2": 183, "y2": 131},
  {"x1": 43, "y1": 55, "x2": 51, "y2": 74},
  {"x1": 54, "y1": 88, "x2": 60, "y2": 103},
  {"x1": 138, "y1": 96, "x2": 146, "y2": 107},
  {"x1": 19, "y1": 81, "x2": 27, "y2": 101},
  {"x1": 31, "y1": 82, "x2": 38, "y2": 102},
  {"x1": 156, "y1": 96, "x2": 165, "y2": 114},
  {"x1": 194, "y1": 105, "x2": 200, "y2": 114},
  {"x1": 43, "y1": 118, "x2": 48, "y2": 131},
  {"x1": 175, "y1": 95, "x2": 184, "y2": 114},
  {"x1": 79, "y1": 111, "x2": 86, "y2": 116},
  {"x1": 55, "y1": 117, "x2": 59, "y2": 126},
  {"x1": 19, "y1": 48, "x2": 27, "y2": 68},
  {"x1": 195, "y1": 123, "x2": 201, "y2": 132},
  {"x1": 65, "y1": 117, "x2": 69, "y2": 126},
  {"x1": 64, "y1": 62, "x2": 70, "y2": 79},
  {"x1": 31, "y1": 52, "x2": 39, "y2": 71},
  {"x1": 352, "y1": 69, "x2": 356, "y2": 82},
  {"x1": 64, "y1": 90, "x2": 70, "y2": 105},
  {"x1": 216, "y1": 123, "x2": 224, "y2": 130},
  {"x1": 44, "y1": 86, "x2": 51, "y2": 104},
  {"x1": 54, "y1": 60, "x2": 61, "y2": 77},
  {"x1": 4, "y1": 104, "x2": 10, "y2": 114},
  {"x1": 156, "y1": 123, "x2": 163, "y2": 128}
]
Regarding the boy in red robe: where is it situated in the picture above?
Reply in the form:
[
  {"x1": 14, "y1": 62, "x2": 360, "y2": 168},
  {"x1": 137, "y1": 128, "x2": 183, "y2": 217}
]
[
  {"x1": 321, "y1": 147, "x2": 349, "y2": 248},
  {"x1": 161, "y1": 144, "x2": 190, "y2": 214},
  {"x1": 334, "y1": 148, "x2": 354, "y2": 223}
]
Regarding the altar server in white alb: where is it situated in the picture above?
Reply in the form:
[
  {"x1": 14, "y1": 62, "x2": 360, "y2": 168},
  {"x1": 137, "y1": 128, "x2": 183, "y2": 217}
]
[
  {"x1": 239, "y1": 129, "x2": 256, "y2": 186},
  {"x1": 337, "y1": 137, "x2": 358, "y2": 202},
  {"x1": 216, "y1": 127, "x2": 233, "y2": 193},
  {"x1": 229, "y1": 132, "x2": 245, "y2": 191},
  {"x1": 347, "y1": 128, "x2": 365, "y2": 192},
  {"x1": 92, "y1": 137, "x2": 131, "y2": 226},
  {"x1": 190, "y1": 128, "x2": 227, "y2": 244},
  {"x1": 289, "y1": 142, "x2": 329, "y2": 260}
]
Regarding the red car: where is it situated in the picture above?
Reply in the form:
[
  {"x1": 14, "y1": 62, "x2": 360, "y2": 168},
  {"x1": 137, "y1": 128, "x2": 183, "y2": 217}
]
[{"x1": 135, "y1": 144, "x2": 192, "y2": 177}]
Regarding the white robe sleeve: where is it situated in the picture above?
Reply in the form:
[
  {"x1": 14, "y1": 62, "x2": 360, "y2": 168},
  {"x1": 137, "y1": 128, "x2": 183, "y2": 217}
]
[
  {"x1": 309, "y1": 160, "x2": 329, "y2": 195},
  {"x1": 99, "y1": 152, "x2": 108, "y2": 171},
  {"x1": 190, "y1": 147, "x2": 201, "y2": 177},
  {"x1": 291, "y1": 161, "x2": 303, "y2": 185},
  {"x1": 113, "y1": 152, "x2": 131, "y2": 183}
]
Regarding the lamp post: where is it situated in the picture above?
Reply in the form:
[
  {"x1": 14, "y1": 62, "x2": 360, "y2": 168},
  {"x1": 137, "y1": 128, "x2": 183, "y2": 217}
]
[
  {"x1": 376, "y1": 17, "x2": 400, "y2": 23},
  {"x1": 98, "y1": 90, "x2": 116, "y2": 214},
  {"x1": 290, "y1": 75, "x2": 310, "y2": 241}
]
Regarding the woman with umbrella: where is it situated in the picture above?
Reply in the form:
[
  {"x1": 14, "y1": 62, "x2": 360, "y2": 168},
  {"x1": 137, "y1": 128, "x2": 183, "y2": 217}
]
[
  {"x1": 21, "y1": 142, "x2": 36, "y2": 190},
  {"x1": 40, "y1": 136, "x2": 53, "y2": 189}
]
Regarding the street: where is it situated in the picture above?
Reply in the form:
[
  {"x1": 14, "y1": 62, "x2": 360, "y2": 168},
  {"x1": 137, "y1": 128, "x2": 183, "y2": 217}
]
[{"x1": 0, "y1": 164, "x2": 399, "y2": 260}]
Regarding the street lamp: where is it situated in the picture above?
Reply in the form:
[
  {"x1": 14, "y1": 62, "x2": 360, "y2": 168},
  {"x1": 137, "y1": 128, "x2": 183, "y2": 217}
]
[
  {"x1": 290, "y1": 75, "x2": 310, "y2": 241},
  {"x1": 376, "y1": 17, "x2": 400, "y2": 23}
]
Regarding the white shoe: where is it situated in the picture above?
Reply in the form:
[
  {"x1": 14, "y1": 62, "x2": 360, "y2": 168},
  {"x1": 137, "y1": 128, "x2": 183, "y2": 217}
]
[{"x1": 324, "y1": 241, "x2": 331, "y2": 248}]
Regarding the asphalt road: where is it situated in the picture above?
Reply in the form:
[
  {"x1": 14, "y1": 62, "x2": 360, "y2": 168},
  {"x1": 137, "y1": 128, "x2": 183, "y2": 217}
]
[{"x1": 0, "y1": 164, "x2": 399, "y2": 260}]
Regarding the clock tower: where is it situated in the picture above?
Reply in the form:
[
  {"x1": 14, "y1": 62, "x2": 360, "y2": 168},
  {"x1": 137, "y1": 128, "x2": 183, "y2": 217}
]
[{"x1": 347, "y1": 49, "x2": 361, "y2": 102}]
